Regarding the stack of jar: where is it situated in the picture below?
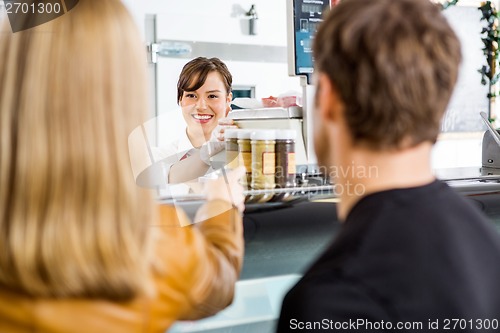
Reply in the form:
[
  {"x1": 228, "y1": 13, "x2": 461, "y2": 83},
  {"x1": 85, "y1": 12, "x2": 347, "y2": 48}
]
[{"x1": 225, "y1": 129, "x2": 297, "y2": 200}]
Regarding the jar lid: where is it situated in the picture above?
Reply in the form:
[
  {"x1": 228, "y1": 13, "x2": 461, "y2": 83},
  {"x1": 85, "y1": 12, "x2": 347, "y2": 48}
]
[
  {"x1": 237, "y1": 129, "x2": 253, "y2": 139},
  {"x1": 250, "y1": 130, "x2": 276, "y2": 141},
  {"x1": 225, "y1": 129, "x2": 240, "y2": 139},
  {"x1": 275, "y1": 129, "x2": 297, "y2": 140}
]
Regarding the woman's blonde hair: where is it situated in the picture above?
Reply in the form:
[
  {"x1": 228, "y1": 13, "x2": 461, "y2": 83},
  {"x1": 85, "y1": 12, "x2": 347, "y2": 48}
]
[{"x1": 0, "y1": 0, "x2": 154, "y2": 300}]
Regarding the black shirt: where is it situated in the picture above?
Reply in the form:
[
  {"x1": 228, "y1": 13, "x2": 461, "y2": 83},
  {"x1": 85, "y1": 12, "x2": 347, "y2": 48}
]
[{"x1": 277, "y1": 180, "x2": 500, "y2": 332}]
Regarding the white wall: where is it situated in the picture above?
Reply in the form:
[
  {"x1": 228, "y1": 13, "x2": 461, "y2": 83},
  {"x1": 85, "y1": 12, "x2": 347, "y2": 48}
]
[
  {"x1": 152, "y1": 0, "x2": 302, "y2": 114},
  {"x1": 123, "y1": 0, "x2": 498, "y2": 169},
  {"x1": 122, "y1": 0, "x2": 287, "y2": 42},
  {"x1": 126, "y1": 0, "x2": 303, "y2": 148},
  {"x1": 122, "y1": 0, "x2": 500, "y2": 38}
]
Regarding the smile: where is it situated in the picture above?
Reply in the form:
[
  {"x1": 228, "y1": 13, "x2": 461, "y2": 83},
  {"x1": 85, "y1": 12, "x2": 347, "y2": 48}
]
[{"x1": 192, "y1": 114, "x2": 214, "y2": 122}]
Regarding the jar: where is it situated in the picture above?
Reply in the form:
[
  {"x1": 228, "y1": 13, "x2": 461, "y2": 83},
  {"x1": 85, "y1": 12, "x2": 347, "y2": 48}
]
[
  {"x1": 275, "y1": 129, "x2": 297, "y2": 188},
  {"x1": 225, "y1": 129, "x2": 240, "y2": 170},
  {"x1": 250, "y1": 130, "x2": 276, "y2": 190},
  {"x1": 237, "y1": 129, "x2": 253, "y2": 188}
]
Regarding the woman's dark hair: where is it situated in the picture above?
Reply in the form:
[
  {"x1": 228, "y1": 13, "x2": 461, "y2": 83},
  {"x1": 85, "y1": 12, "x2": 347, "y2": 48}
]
[{"x1": 177, "y1": 57, "x2": 232, "y2": 104}]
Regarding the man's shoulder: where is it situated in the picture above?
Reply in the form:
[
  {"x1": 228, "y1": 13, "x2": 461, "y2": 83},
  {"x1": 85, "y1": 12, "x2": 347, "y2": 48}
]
[
  {"x1": 343, "y1": 180, "x2": 500, "y2": 265},
  {"x1": 278, "y1": 272, "x2": 391, "y2": 329},
  {"x1": 348, "y1": 180, "x2": 492, "y2": 239}
]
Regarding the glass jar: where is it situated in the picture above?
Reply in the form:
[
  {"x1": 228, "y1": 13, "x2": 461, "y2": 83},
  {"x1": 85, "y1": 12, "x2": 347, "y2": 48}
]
[
  {"x1": 225, "y1": 129, "x2": 240, "y2": 170},
  {"x1": 275, "y1": 129, "x2": 297, "y2": 188},
  {"x1": 237, "y1": 129, "x2": 253, "y2": 188},
  {"x1": 250, "y1": 129, "x2": 276, "y2": 191}
]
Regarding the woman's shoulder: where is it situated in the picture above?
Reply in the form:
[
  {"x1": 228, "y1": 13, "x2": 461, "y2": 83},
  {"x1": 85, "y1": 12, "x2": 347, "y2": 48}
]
[{"x1": 0, "y1": 287, "x2": 162, "y2": 333}]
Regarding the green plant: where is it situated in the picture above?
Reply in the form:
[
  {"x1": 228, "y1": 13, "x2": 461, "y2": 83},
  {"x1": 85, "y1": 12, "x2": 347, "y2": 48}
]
[
  {"x1": 442, "y1": 0, "x2": 499, "y2": 124},
  {"x1": 440, "y1": 0, "x2": 460, "y2": 10},
  {"x1": 478, "y1": 2, "x2": 500, "y2": 94},
  {"x1": 478, "y1": 1, "x2": 500, "y2": 124}
]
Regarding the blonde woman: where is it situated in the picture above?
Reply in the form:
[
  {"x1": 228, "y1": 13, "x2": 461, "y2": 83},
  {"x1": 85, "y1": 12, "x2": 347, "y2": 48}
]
[{"x1": 0, "y1": 0, "x2": 244, "y2": 331}]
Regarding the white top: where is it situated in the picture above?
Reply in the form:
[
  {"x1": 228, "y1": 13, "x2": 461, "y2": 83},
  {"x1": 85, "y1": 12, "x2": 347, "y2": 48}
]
[
  {"x1": 152, "y1": 125, "x2": 218, "y2": 195},
  {"x1": 149, "y1": 127, "x2": 195, "y2": 197},
  {"x1": 151, "y1": 127, "x2": 195, "y2": 165}
]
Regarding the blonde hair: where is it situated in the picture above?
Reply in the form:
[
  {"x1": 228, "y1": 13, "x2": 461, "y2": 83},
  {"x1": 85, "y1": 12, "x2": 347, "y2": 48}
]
[{"x1": 0, "y1": 0, "x2": 154, "y2": 300}]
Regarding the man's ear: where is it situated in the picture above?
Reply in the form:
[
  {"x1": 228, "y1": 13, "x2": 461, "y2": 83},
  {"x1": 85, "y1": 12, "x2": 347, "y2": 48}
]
[{"x1": 317, "y1": 73, "x2": 343, "y2": 123}]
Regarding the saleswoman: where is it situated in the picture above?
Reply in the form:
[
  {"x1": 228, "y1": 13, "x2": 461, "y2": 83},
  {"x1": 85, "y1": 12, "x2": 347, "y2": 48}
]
[{"x1": 155, "y1": 57, "x2": 236, "y2": 184}]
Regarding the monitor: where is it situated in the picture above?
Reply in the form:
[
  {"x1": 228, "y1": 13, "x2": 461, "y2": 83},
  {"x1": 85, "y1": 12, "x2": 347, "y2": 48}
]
[{"x1": 287, "y1": 0, "x2": 331, "y2": 84}]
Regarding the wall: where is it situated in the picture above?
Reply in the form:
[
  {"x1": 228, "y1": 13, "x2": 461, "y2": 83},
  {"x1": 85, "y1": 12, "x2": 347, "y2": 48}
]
[
  {"x1": 123, "y1": 0, "x2": 288, "y2": 44},
  {"x1": 122, "y1": 0, "x2": 500, "y2": 42},
  {"x1": 153, "y1": 0, "x2": 301, "y2": 114},
  {"x1": 126, "y1": 0, "x2": 303, "y2": 148},
  {"x1": 123, "y1": 0, "x2": 499, "y2": 169}
]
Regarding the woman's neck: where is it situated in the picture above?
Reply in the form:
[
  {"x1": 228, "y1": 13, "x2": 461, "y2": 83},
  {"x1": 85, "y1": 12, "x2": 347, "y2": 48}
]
[{"x1": 186, "y1": 128, "x2": 208, "y2": 148}]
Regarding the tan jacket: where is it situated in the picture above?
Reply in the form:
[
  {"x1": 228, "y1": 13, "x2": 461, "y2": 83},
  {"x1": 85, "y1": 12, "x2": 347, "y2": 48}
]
[{"x1": 0, "y1": 200, "x2": 243, "y2": 332}]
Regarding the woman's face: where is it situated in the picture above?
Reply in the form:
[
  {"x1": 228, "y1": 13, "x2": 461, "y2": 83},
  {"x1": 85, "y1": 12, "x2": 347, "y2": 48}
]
[{"x1": 180, "y1": 71, "x2": 232, "y2": 144}]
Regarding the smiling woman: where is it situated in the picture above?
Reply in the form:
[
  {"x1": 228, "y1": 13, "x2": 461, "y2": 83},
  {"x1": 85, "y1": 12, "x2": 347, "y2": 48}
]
[
  {"x1": 178, "y1": 57, "x2": 233, "y2": 148},
  {"x1": 151, "y1": 57, "x2": 236, "y2": 185}
]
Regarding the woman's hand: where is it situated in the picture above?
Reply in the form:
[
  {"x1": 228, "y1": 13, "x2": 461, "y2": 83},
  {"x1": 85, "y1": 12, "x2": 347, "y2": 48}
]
[
  {"x1": 204, "y1": 167, "x2": 246, "y2": 213},
  {"x1": 212, "y1": 118, "x2": 238, "y2": 141},
  {"x1": 199, "y1": 118, "x2": 238, "y2": 165},
  {"x1": 200, "y1": 118, "x2": 238, "y2": 165}
]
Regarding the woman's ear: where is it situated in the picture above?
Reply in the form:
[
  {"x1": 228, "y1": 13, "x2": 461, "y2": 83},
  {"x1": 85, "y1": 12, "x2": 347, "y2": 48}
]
[{"x1": 226, "y1": 92, "x2": 233, "y2": 114}]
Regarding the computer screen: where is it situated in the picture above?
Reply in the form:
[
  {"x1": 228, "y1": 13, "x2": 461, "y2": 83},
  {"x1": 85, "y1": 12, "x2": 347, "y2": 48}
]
[{"x1": 287, "y1": 0, "x2": 331, "y2": 84}]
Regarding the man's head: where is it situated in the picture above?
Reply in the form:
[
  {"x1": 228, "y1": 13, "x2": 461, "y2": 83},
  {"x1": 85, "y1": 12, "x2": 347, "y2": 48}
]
[{"x1": 313, "y1": 0, "x2": 461, "y2": 163}]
